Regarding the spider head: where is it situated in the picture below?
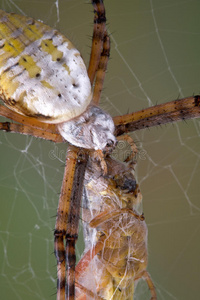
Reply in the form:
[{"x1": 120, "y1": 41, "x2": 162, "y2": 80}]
[
  {"x1": 103, "y1": 139, "x2": 116, "y2": 154},
  {"x1": 58, "y1": 105, "x2": 116, "y2": 152}
]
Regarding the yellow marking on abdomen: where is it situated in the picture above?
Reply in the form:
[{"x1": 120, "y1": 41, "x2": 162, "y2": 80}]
[
  {"x1": 18, "y1": 55, "x2": 41, "y2": 78},
  {"x1": 41, "y1": 39, "x2": 63, "y2": 61},
  {"x1": 0, "y1": 38, "x2": 24, "y2": 66},
  {"x1": 41, "y1": 80, "x2": 54, "y2": 89},
  {"x1": 63, "y1": 63, "x2": 70, "y2": 75}
]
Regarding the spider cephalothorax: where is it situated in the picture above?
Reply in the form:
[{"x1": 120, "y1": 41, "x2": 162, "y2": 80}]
[{"x1": 58, "y1": 105, "x2": 116, "y2": 151}]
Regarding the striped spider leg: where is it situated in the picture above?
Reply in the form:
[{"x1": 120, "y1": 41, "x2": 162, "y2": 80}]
[{"x1": 113, "y1": 95, "x2": 200, "y2": 136}]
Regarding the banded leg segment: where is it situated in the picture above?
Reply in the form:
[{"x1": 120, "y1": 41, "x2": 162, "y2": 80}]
[
  {"x1": 65, "y1": 151, "x2": 88, "y2": 300},
  {"x1": 114, "y1": 95, "x2": 200, "y2": 136},
  {"x1": 88, "y1": 0, "x2": 106, "y2": 85},
  {"x1": 0, "y1": 121, "x2": 62, "y2": 142},
  {"x1": 54, "y1": 146, "x2": 78, "y2": 300},
  {"x1": 92, "y1": 30, "x2": 110, "y2": 105},
  {"x1": 0, "y1": 104, "x2": 58, "y2": 133},
  {"x1": 54, "y1": 146, "x2": 87, "y2": 300}
]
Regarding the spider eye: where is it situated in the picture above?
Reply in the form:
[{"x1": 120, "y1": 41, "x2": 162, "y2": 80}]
[
  {"x1": 106, "y1": 139, "x2": 115, "y2": 148},
  {"x1": 103, "y1": 139, "x2": 116, "y2": 153}
]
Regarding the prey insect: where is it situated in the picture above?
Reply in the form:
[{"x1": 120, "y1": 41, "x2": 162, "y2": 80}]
[{"x1": 76, "y1": 155, "x2": 156, "y2": 300}]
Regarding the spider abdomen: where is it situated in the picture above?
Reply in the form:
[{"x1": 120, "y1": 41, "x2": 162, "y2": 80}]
[{"x1": 0, "y1": 10, "x2": 92, "y2": 123}]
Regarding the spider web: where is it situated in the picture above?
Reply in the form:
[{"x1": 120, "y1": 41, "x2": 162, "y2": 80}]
[{"x1": 0, "y1": 0, "x2": 200, "y2": 299}]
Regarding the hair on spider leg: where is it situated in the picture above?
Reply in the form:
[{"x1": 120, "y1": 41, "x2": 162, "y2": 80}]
[
  {"x1": 176, "y1": 93, "x2": 181, "y2": 100},
  {"x1": 50, "y1": 214, "x2": 58, "y2": 219},
  {"x1": 50, "y1": 289, "x2": 57, "y2": 298},
  {"x1": 194, "y1": 95, "x2": 200, "y2": 106},
  {"x1": 0, "y1": 121, "x2": 11, "y2": 132},
  {"x1": 78, "y1": 215, "x2": 86, "y2": 224}
]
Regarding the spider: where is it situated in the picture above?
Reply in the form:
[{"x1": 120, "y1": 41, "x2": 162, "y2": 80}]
[{"x1": 0, "y1": 0, "x2": 198, "y2": 300}]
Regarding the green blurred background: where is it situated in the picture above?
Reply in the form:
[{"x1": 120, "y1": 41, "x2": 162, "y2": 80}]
[{"x1": 0, "y1": 0, "x2": 200, "y2": 299}]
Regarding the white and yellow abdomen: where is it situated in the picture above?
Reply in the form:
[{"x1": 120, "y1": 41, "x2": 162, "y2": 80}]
[{"x1": 0, "y1": 10, "x2": 92, "y2": 123}]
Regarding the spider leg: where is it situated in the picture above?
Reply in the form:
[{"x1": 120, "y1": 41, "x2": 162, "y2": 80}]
[
  {"x1": 0, "y1": 121, "x2": 63, "y2": 142},
  {"x1": 54, "y1": 146, "x2": 79, "y2": 300},
  {"x1": 54, "y1": 146, "x2": 88, "y2": 300},
  {"x1": 0, "y1": 104, "x2": 59, "y2": 134},
  {"x1": 66, "y1": 151, "x2": 88, "y2": 300},
  {"x1": 92, "y1": 30, "x2": 110, "y2": 105},
  {"x1": 88, "y1": 0, "x2": 106, "y2": 85},
  {"x1": 114, "y1": 95, "x2": 200, "y2": 136}
]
